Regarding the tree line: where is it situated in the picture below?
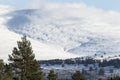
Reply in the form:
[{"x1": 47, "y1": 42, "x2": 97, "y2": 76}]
[{"x1": 39, "y1": 57, "x2": 120, "y2": 68}]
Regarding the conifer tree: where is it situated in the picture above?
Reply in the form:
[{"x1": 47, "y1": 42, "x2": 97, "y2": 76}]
[
  {"x1": 72, "y1": 71, "x2": 86, "y2": 80},
  {"x1": 47, "y1": 70, "x2": 58, "y2": 80},
  {"x1": 8, "y1": 36, "x2": 44, "y2": 80}
]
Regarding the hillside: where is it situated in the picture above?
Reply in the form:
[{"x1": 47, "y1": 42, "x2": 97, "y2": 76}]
[
  {"x1": 0, "y1": 6, "x2": 78, "y2": 62},
  {"x1": 4, "y1": 3, "x2": 120, "y2": 59}
]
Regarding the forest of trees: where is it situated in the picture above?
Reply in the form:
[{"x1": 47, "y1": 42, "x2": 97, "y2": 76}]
[{"x1": 39, "y1": 57, "x2": 120, "y2": 68}]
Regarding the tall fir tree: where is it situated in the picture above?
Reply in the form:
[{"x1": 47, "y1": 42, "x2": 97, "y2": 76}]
[
  {"x1": 72, "y1": 71, "x2": 86, "y2": 80},
  {"x1": 8, "y1": 36, "x2": 44, "y2": 80},
  {"x1": 47, "y1": 70, "x2": 58, "y2": 80}
]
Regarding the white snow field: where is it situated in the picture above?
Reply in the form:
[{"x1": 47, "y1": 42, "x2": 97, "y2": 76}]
[
  {"x1": 1, "y1": 3, "x2": 120, "y2": 61},
  {"x1": 0, "y1": 6, "x2": 78, "y2": 62},
  {"x1": 0, "y1": 25, "x2": 78, "y2": 62}
]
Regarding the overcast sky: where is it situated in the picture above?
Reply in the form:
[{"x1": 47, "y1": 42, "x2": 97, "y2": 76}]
[{"x1": 0, "y1": 0, "x2": 120, "y2": 12}]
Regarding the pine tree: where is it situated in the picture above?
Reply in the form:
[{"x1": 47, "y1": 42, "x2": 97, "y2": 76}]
[
  {"x1": 47, "y1": 70, "x2": 58, "y2": 80},
  {"x1": 72, "y1": 71, "x2": 86, "y2": 80},
  {"x1": 8, "y1": 36, "x2": 44, "y2": 80}
]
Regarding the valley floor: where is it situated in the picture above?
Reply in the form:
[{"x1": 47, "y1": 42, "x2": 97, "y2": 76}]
[{"x1": 41, "y1": 64, "x2": 120, "y2": 80}]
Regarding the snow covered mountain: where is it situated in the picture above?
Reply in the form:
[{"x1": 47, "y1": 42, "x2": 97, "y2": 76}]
[
  {"x1": 0, "y1": 6, "x2": 78, "y2": 62},
  {"x1": 1, "y1": 3, "x2": 120, "y2": 61}
]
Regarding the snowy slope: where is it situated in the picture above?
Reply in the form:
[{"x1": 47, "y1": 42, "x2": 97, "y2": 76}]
[
  {"x1": 4, "y1": 3, "x2": 120, "y2": 59},
  {"x1": 1, "y1": 3, "x2": 120, "y2": 60},
  {"x1": 0, "y1": 26, "x2": 78, "y2": 62},
  {"x1": 0, "y1": 6, "x2": 78, "y2": 62}
]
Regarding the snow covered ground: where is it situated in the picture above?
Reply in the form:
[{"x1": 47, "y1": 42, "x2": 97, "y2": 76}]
[
  {"x1": 0, "y1": 25, "x2": 79, "y2": 61},
  {"x1": 0, "y1": 6, "x2": 78, "y2": 62},
  {"x1": 5, "y1": 3, "x2": 120, "y2": 59},
  {"x1": 1, "y1": 3, "x2": 120, "y2": 61},
  {"x1": 0, "y1": 25, "x2": 79, "y2": 62}
]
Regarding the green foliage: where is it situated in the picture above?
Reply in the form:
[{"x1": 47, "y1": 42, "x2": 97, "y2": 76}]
[
  {"x1": 0, "y1": 59, "x2": 4, "y2": 70},
  {"x1": 47, "y1": 70, "x2": 58, "y2": 80},
  {"x1": 0, "y1": 60, "x2": 13, "y2": 80},
  {"x1": 4, "y1": 64, "x2": 13, "y2": 80},
  {"x1": 8, "y1": 36, "x2": 44, "y2": 80},
  {"x1": 0, "y1": 59, "x2": 4, "y2": 80},
  {"x1": 72, "y1": 71, "x2": 86, "y2": 80}
]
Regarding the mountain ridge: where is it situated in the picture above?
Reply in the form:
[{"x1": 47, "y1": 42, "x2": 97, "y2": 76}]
[{"x1": 1, "y1": 4, "x2": 120, "y2": 60}]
